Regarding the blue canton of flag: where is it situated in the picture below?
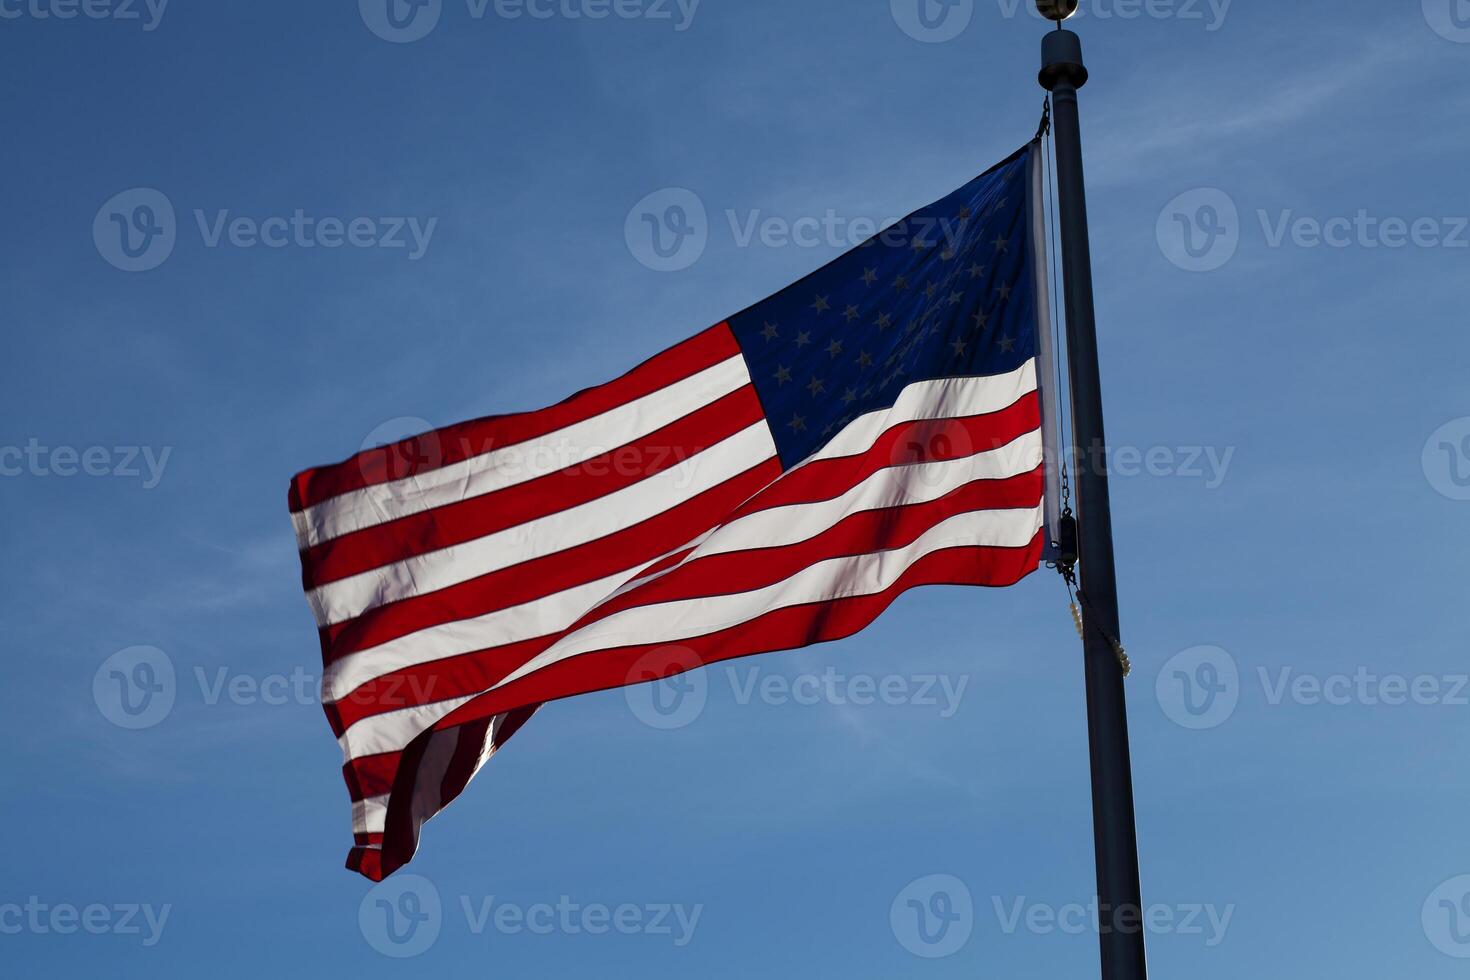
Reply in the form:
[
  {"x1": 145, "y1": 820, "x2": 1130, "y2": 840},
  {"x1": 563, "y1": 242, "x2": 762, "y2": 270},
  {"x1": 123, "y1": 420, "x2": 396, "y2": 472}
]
[{"x1": 729, "y1": 145, "x2": 1042, "y2": 467}]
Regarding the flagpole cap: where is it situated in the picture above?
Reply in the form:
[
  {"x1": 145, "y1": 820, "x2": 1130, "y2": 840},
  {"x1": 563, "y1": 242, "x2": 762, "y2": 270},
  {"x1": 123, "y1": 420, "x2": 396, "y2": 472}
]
[{"x1": 1039, "y1": 28, "x2": 1088, "y2": 91}]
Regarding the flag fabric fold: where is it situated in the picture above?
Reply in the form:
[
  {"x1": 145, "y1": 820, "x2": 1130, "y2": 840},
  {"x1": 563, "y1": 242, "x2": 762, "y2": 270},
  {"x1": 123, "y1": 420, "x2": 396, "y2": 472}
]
[{"x1": 288, "y1": 140, "x2": 1060, "y2": 880}]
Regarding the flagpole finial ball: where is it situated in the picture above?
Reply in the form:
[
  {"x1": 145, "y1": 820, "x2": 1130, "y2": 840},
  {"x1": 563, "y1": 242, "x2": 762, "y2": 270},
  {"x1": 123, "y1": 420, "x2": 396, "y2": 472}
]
[{"x1": 1035, "y1": 0, "x2": 1079, "y2": 20}]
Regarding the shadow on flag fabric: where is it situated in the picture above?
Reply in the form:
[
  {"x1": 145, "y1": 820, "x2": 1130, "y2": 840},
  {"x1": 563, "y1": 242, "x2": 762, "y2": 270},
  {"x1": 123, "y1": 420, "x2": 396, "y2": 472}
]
[{"x1": 288, "y1": 140, "x2": 1063, "y2": 880}]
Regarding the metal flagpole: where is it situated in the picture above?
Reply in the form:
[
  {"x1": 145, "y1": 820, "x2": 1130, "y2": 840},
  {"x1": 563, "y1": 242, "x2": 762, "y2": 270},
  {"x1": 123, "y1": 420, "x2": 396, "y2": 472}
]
[{"x1": 1035, "y1": 8, "x2": 1150, "y2": 980}]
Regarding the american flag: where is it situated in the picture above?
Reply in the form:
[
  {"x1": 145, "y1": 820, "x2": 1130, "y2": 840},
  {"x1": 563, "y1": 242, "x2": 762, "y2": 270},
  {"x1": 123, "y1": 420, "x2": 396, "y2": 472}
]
[{"x1": 288, "y1": 141, "x2": 1061, "y2": 881}]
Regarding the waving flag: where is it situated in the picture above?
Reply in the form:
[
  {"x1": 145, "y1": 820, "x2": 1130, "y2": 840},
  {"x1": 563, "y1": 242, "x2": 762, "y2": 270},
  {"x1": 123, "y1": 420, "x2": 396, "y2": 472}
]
[{"x1": 289, "y1": 141, "x2": 1061, "y2": 880}]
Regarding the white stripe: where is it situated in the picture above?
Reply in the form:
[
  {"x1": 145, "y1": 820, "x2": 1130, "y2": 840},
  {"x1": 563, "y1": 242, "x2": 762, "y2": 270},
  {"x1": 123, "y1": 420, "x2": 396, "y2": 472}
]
[
  {"x1": 599, "y1": 360, "x2": 1033, "y2": 595},
  {"x1": 483, "y1": 711, "x2": 513, "y2": 765},
  {"x1": 806, "y1": 361, "x2": 1036, "y2": 466},
  {"x1": 356, "y1": 712, "x2": 513, "y2": 839},
  {"x1": 292, "y1": 354, "x2": 752, "y2": 549},
  {"x1": 498, "y1": 502, "x2": 1044, "y2": 690},
  {"x1": 601, "y1": 363, "x2": 1031, "y2": 598},
  {"x1": 346, "y1": 719, "x2": 513, "y2": 835},
  {"x1": 598, "y1": 532, "x2": 713, "y2": 596},
  {"x1": 353, "y1": 794, "x2": 389, "y2": 835},
  {"x1": 406, "y1": 726, "x2": 461, "y2": 838},
  {"x1": 607, "y1": 429, "x2": 1041, "y2": 601},
  {"x1": 307, "y1": 420, "x2": 779, "y2": 627},
  {"x1": 324, "y1": 568, "x2": 637, "y2": 703},
  {"x1": 327, "y1": 428, "x2": 1038, "y2": 706},
  {"x1": 342, "y1": 693, "x2": 476, "y2": 759}
]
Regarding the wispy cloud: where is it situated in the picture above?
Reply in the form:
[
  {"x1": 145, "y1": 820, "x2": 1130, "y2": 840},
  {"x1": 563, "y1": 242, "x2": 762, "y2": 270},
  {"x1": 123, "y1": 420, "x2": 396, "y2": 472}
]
[
  {"x1": 158, "y1": 529, "x2": 299, "y2": 615},
  {"x1": 784, "y1": 647, "x2": 989, "y2": 803},
  {"x1": 1085, "y1": 32, "x2": 1425, "y2": 187}
]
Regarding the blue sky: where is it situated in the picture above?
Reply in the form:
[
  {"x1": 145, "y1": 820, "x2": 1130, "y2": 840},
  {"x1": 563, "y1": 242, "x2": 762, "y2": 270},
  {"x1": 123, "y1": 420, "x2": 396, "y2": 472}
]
[{"x1": 3, "y1": 1, "x2": 1469, "y2": 976}]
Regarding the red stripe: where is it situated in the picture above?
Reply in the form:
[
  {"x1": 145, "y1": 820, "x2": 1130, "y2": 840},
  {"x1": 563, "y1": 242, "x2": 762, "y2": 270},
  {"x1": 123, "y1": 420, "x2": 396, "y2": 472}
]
[
  {"x1": 341, "y1": 709, "x2": 532, "y2": 805},
  {"x1": 435, "y1": 533, "x2": 1043, "y2": 731},
  {"x1": 623, "y1": 545, "x2": 698, "y2": 586},
  {"x1": 327, "y1": 467, "x2": 1042, "y2": 736},
  {"x1": 439, "y1": 706, "x2": 534, "y2": 803},
  {"x1": 729, "y1": 391, "x2": 1039, "y2": 520},
  {"x1": 318, "y1": 456, "x2": 783, "y2": 662},
  {"x1": 344, "y1": 750, "x2": 400, "y2": 801},
  {"x1": 439, "y1": 717, "x2": 492, "y2": 803},
  {"x1": 591, "y1": 470, "x2": 1043, "y2": 618},
  {"x1": 560, "y1": 392, "x2": 1035, "y2": 586},
  {"x1": 357, "y1": 531, "x2": 1045, "y2": 881},
  {"x1": 300, "y1": 386, "x2": 765, "y2": 590},
  {"x1": 290, "y1": 323, "x2": 739, "y2": 514},
  {"x1": 347, "y1": 846, "x2": 381, "y2": 880},
  {"x1": 356, "y1": 722, "x2": 434, "y2": 882},
  {"x1": 328, "y1": 630, "x2": 548, "y2": 739}
]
